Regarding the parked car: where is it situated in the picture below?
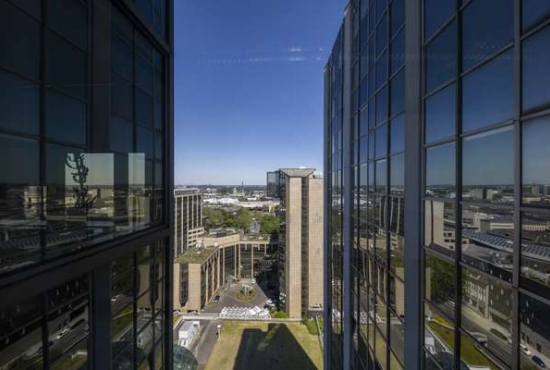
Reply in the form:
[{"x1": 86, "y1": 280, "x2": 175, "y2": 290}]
[
  {"x1": 532, "y1": 356, "x2": 546, "y2": 368},
  {"x1": 520, "y1": 343, "x2": 532, "y2": 356},
  {"x1": 490, "y1": 328, "x2": 508, "y2": 342}
]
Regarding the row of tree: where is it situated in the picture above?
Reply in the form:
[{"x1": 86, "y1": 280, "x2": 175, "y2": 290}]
[{"x1": 202, "y1": 207, "x2": 279, "y2": 235}]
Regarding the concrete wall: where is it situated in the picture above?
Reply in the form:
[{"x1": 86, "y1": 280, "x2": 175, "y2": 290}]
[
  {"x1": 186, "y1": 263, "x2": 202, "y2": 312},
  {"x1": 308, "y1": 178, "x2": 324, "y2": 309},
  {"x1": 286, "y1": 177, "x2": 303, "y2": 318}
]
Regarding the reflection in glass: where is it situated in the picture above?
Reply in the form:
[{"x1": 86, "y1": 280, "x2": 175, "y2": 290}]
[
  {"x1": 390, "y1": 114, "x2": 405, "y2": 154},
  {"x1": 462, "y1": 50, "x2": 514, "y2": 132},
  {"x1": 462, "y1": 0, "x2": 513, "y2": 70},
  {"x1": 424, "y1": 200, "x2": 456, "y2": 258},
  {"x1": 522, "y1": 0, "x2": 550, "y2": 32},
  {"x1": 522, "y1": 115, "x2": 550, "y2": 207},
  {"x1": 426, "y1": 21, "x2": 456, "y2": 93},
  {"x1": 426, "y1": 142, "x2": 455, "y2": 199},
  {"x1": 519, "y1": 294, "x2": 550, "y2": 369},
  {"x1": 375, "y1": 125, "x2": 387, "y2": 158},
  {"x1": 462, "y1": 127, "x2": 514, "y2": 204},
  {"x1": 521, "y1": 212, "x2": 550, "y2": 300},
  {"x1": 425, "y1": 83, "x2": 456, "y2": 143},
  {"x1": 424, "y1": 302, "x2": 455, "y2": 370},
  {"x1": 523, "y1": 26, "x2": 550, "y2": 113},
  {"x1": 425, "y1": 253, "x2": 455, "y2": 319},
  {"x1": 460, "y1": 268, "x2": 512, "y2": 367},
  {"x1": 461, "y1": 205, "x2": 514, "y2": 283},
  {"x1": 390, "y1": 155, "x2": 404, "y2": 195},
  {"x1": 424, "y1": 0, "x2": 455, "y2": 41}
]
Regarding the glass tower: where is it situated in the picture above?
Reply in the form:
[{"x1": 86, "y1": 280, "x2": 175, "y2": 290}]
[
  {"x1": 0, "y1": 0, "x2": 174, "y2": 369},
  {"x1": 325, "y1": 1, "x2": 550, "y2": 370}
]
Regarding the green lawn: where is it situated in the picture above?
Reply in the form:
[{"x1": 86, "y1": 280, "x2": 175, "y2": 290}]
[
  {"x1": 205, "y1": 321, "x2": 323, "y2": 370},
  {"x1": 427, "y1": 321, "x2": 498, "y2": 370}
]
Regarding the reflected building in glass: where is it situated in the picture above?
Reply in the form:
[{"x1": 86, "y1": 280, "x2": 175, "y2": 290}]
[
  {"x1": 0, "y1": 0, "x2": 174, "y2": 369},
  {"x1": 325, "y1": 1, "x2": 550, "y2": 370}
]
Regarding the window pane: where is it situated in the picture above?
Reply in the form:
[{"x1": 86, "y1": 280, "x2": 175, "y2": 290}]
[
  {"x1": 522, "y1": 0, "x2": 550, "y2": 32},
  {"x1": 390, "y1": 114, "x2": 404, "y2": 154},
  {"x1": 462, "y1": 126, "x2": 514, "y2": 204},
  {"x1": 376, "y1": 14, "x2": 387, "y2": 58},
  {"x1": 390, "y1": 154, "x2": 404, "y2": 195},
  {"x1": 462, "y1": 0, "x2": 513, "y2": 70},
  {"x1": 426, "y1": 21, "x2": 457, "y2": 93},
  {"x1": 426, "y1": 142, "x2": 455, "y2": 198},
  {"x1": 522, "y1": 115, "x2": 550, "y2": 207},
  {"x1": 0, "y1": 294, "x2": 43, "y2": 370},
  {"x1": 110, "y1": 117, "x2": 134, "y2": 153},
  {"x1": 375, "y1": 87, "x2": 388, "y2": 125},
  {"x1": 425, "y1": 83, "x2": 456, "y2": 143},
  {"x1": 519, "y1": 294, "x2": 550, "y2": 369},
  {"x1": 391, "y1": 0, "x2": 404, "y2": 37},
  {"x1": 112, "y1": 35, "x2": 133, "y2": 81},
  {"x1": 47, "y1": 0, "x2": 88, "y2": 51},
  {"x1": 137, "y1": 126, "x2": 154, "y2": 160},
  {"x1": 136, "y1": 89, "x2": 154, "y2": 128},
  {"x1": 424, "y1": 302, "x2": 455, "y2": 368},
  {"x1": 424, "y1": 200, "x2": 456, "y2": 258},
  {"x1": 45, "y1": 90, "x2": 87, "y2": 146},
  {"x1": 111, "y1": 72, "x2": 133, "y2": 121},
  {"x1": 462, "y1": 49, "x2": 514, "y2": 132},
  {"x1": 390, "y1": 69, "x2": 405, "y2": 117},
  {"x1": 523, "y1": 26, "x2": 550, "y2": 113},
  {"x1": 424, "y1": 0, "x2": 455, "y2": 40},
  {"x1": 46, "y1": 31, "x2": 87, "y2": 100},
  {"x1": 136, "y1": 56, "x2": 153, "y2": 95},
  {"x1": 0, "y1": 134, "x2": 39, "y2": 185},
  {"x1": 375, "y1": 125, "x2": 387, "y2": 158},
  {"x1": 460, "y1": 268, "x2": 512, "y2": 367},
  {"x1": 521, "y1": 212, "x2": 550, "y2": 300},
  {"x1": 391, "y1": 30, "x2": 405, "y2": 74},
  {"x1": 0, "y1": 0, "x2": 40, "y2": 79},
  {"x1": 425, "y1": 253, "x2": 455, "y2": 319},
  {"x1": 375, "y1": 160, "x2": 387, "y2": 193},
  {"x1": 0, "y1": 70, "x2": 39, "y2": 135},
  {"x1": 375, "y1": 50, "x2": 388, "y2": 90},
  {"x1": 461, "y1": 205, "x2": 514, "y2": 283}
]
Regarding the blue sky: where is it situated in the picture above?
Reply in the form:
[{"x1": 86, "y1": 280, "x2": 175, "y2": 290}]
[{"x1": 174, "y1": 0, "x2": 347, "y2": 185}]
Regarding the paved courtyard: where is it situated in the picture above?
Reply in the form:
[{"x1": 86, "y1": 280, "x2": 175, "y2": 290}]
[{"x1": 201, "y1": 282, "x2": 269, "y2": 314}]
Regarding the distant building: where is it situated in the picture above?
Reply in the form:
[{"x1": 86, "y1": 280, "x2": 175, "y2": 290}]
[
  {"x1": 271, "y1": 168, "x2": 324, "y2": 319},
  {"x1": 173, "y1": 232, "x2": 277, "y2": 312},
  {"x1": 175, "y1": 189, "x2": 204, "y2": 256}
]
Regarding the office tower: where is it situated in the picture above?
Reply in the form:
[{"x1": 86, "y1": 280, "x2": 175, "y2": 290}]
[
  {"x1": 271, "y1": 168, "x2": 324, "y2": 319},
  {"x1": 0, "y1": 0, "x2": 174, "y2": 369},
  {"x1": 173, "y1": 232, "x2": 276, "y2": 312},
  {"x1": 174, "y1": 188, "x2": 204, "y2": 256},
  {"x1": 266, "y1": 171, "x2": 281, "y2": 198},
  {"x1": 325, "y1": 1, "x2": 550, "y2": 370}
]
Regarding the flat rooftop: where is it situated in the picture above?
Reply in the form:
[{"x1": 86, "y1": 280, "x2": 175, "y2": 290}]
[{"x1": 176, "y1": 246, "x2": 218, "y2": 264}]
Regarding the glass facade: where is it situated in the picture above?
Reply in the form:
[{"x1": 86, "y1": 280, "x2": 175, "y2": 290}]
[
  {"x1": 325, "y1": 1, "x2": 550, "y2": 370},
  {"x1": 0, "y1": 0, "x2": 173, "y2": 369}
]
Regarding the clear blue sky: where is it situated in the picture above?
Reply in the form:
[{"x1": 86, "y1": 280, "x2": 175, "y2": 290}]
[{"x1": 174, "y1": 0, "x2": 347, "y2": 185}]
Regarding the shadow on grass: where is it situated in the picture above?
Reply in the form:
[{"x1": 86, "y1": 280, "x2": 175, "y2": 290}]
[{"x1": 233, "y1": 324, "x2": 317, "y2": 370}]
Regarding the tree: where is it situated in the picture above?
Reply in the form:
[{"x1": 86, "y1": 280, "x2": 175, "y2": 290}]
[
  {"x1": 224, "y1": 214, "x2": 237, "y2": 228},
  {"x1": 253, "y1": 211, "x2": 263, "y2": 221},
  {"x1": 260, "y1": 214, "x2": 279, "y2": 235},
  {"x1": 235, "y1": 208, "x2": 252, "y2": 231},
  {"x1": 204, "y1": 207, "x2": 225, "y2": 229}
]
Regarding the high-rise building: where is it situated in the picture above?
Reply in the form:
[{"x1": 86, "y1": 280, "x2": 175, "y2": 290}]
[
  {"x1": 174, "y1": 188, "x2": 204, "y2": 256},
  {"x1": 0, "y1": 1, "x2": 174, "y2": 369},
  {"x1": 272, "y1": 168, "x2": 324, "y2": 319},
  {"x1": 325, "y1": 1, "x2": 550, "y2": 370},
  {"x1": 266, "y1": 171, "x2": 281, "y2": 198}
]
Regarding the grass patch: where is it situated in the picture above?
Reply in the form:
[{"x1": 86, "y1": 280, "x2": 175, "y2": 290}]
[
  {"x1": 304, "y1": 319, "x2": 323, "y2": 336},
  {"x1": 270, "y1": 310, "x2": 288, "y2": 319},
  {"x1": 427, "y1": 322, "x2": 499, "y2": 370},
  {"x1": 205, "y1": 321, "x2": 322, "y2": 370},
  {"x1": 235, "y1": 288, "x2": 257, "y2": 302}
]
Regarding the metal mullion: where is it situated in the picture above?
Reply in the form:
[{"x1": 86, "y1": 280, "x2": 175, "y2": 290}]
[
  {"x1": 42, "y1": 292, "x2": 50, "y2": 370},
  {"x1": 423, "y1": 77, "x2": 457, "y2": 100},
  {"x1": 520, "y1": 104, "x2": 550, "y2": 121},
  {"x1": 454, "y1": 0, "x2": 462, "y2": 368},
  {"x1": 39, "y1": 0, "x2": 48, "y2": 273},
  {"x1": 423, "y1": 135, "x2": 457, "y2": 149},
  {"x1": 424, "y1": 247, "x2": 455, "y2": 265},
  {"x1": 520, "y1": 15, "x2": 550, "y2": 41},
  {"x1": 512, "y1": 0, "x2": 522, "y2": 368}
]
